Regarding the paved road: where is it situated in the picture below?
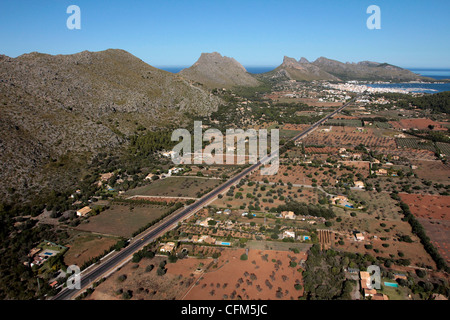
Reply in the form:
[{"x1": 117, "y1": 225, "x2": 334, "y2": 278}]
[{"x1": 52, "y1": 96, "x2": 359, "y2": 300}]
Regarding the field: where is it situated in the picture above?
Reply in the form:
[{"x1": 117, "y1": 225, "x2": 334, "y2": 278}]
[
  {"x1": 412, "y1": 160, "x2": 450, "y2": 182},
  {"x1": 125, "y1": 176, "x2": 222, "y2": 198},
  {"x1": 89, "y1": 255, "x2": 210, "y2": 300},
  {"x1": 303, "y1": 126, "x2": 396, "y2": 148},
  {"x1": 76, "y1": 203, "x2": 173, "y2": 237},
  {"x1": 396, "y1": 138, "x2": 437, "y2": 153},
  {"x1": 88, "y1": 248, "x2": 308, "y2": 300},
  {"x1": 248, "y1": 163, "x2": 367, "y2": 187},
  {"x1": 399, "y1": 193, "x2": 450, "y2": 265},
  {"x1": 326, "y1": 119, "x2": 363, "y2": 127},
  {"x1": 64, "y1": 231, "x2": 120, "y2": 267},
  {"x1": 304, "y1": 146, "x2": 339, "y2": 154},
  {"x1": 389, "y1": 118, "x2": 447, "y2": 131},
  {"x1": 331, "y1": 191, "x2": 436, "y2": 268},
  {"x1": 436, "y1": 142, "x2": 450, "y2": 156},
  {"x1": 211, "y1": 182, "x2": 320, "y2": 210},
  {"x1": 184, "y1": 248, "x2": 308, "y2": 300},
  {"x1": 373, "y1": 147, "x2": 436, "y2": 161}
]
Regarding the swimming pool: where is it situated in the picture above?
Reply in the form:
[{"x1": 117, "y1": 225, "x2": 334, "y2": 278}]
[
  {"x1": 384, "y1": 282, "x2": 398, "y2": 288},
  {"x1": 345, "y1": 204, "x2": 354, "y2": 208},
  {"x1": 219, "y1": 242, "x2": 231, "y2": 246}
]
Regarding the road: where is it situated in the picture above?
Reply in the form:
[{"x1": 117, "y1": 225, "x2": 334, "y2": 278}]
[{"x1": 52, "y1": 96, "x2": 359, "y2": 300}]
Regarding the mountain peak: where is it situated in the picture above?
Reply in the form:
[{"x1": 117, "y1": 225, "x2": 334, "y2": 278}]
[
  {"x1": 179, "y1": 52, "x2": 261, "y2": 88},
  {"x1": 299, "y1": 57, "x2": 310, "y2": 64}
]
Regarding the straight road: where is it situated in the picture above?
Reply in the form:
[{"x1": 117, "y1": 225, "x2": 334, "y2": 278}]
[{"x1": 52, "y1": 95, "x2": 359, "y2": 300}]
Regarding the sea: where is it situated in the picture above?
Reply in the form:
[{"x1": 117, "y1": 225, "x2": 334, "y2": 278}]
[
  {"x1": 157, "y1": 66, "x2": 450, "y2": 93},
  {"x1": 367, "y1": 68, "x2": 450, "y2": 93}
]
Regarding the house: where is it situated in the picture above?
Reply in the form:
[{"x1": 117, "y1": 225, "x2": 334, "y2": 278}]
[
  {"x1": 360, "y1": 271, "x2": 376, "y2": 297},
  {"x1": 352, "y1": 153, "x2": 362, "y2": 160},
  {"x1": 339, "y1": 148, "x2": 347, "y2": 154},
  {"x1": 393, "y1": 273, "x2": 407, "y2": 281},
  {"x1": 28, "y1": 247, "x2": 42, "y2": 257},
  {"x1": 223, "y1": 209, "x2": 231, "y2": 215},
  {"x1": 331, "y1": 195, "x2": 349, "y2": 205},
  {"x1": 281, "y1": 230, "x2": 295, "y2": 239},
  {"x1": 76, "y1": 206, "x2": 92, "y2": 217},
  {"x1": 375, "y1": 168, "x2": 388, "y2": 175},
  {"x1": 354, "y1": 232, "x2": 364, "y2": 241},
  {"x1": 354, "y1": 181, "x2": 365, "y2": 189},
  {"x1": 159, "y1": 242, "x2": 176, "y2": 253},
  {"x1": 100, "y1": 172, "x2": 114, "y2": 182},
  {"x1": 161, "y1": 150, "x2": 176, "y2": 158},
  {"x1": 281, "y1": 211, "x2": 296, "y2": 220},
  {"x1": 197, "y1": 217, "x2": 214, "y2": 227},
  {"x1": 199, "y1": 235, "x2": 216, "y2": 244}
]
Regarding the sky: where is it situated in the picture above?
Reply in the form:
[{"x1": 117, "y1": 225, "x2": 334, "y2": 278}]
[{"x1": 1, "y1": 0, "x2": 449, "y2": 68}]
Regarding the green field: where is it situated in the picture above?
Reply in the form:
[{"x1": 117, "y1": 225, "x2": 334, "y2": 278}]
[
  {"x1": 76, "y1": 203, "x2": 175, "y2": 237},
  {"x1": 396, "y1": 138, "x2": 437, "y2": 152},
  {"x1": 326, "y1": 119, "x2": 363, "y2": 127},
  {"x1": 125, "y1": 176, "x2": 222, "y2": 198},
  {"x1": 246, "y1": 240, "x2": 312, "y2": 252}
]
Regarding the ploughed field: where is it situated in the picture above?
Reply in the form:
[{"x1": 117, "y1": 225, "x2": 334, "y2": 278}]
[{"x1": 400, "y1": 193, "x2": 450, "y2": 265}]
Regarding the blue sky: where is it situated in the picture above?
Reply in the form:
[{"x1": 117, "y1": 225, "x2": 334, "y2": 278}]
[{"x1": 1, "y1": 0, "x2": 449, "y2": 68}]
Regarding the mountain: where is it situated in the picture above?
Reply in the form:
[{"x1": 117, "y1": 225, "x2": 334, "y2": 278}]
[
  {"x1": 179, "y1": 52, "x2": 262, "y2": 89},
  {"x1": 260, "y1": 56, "x2": 340, "y2": 81},
  {"x1": 312, "y1": 57, "x2": 432, "y2": 81},
  {"x1": 0, "y1": 49, "x2": 221, "y2": 198}
]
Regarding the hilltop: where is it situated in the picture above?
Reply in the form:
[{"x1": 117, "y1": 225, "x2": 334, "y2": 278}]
[
  {"x1": 261, "y1": 56, "x2": 340, "y2": 81},
  {"x1": 178, "y1": 52, "x2": 262, "y2": 89},
  {"x1": 0, "y1": 49, "x2": 221, "y2": 198},
  {"x1": 312, "y1": 57, "x2": 432, "y2": 82}
]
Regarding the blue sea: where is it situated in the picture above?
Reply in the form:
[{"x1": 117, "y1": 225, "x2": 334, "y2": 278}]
[
  {"x1": 367, "y1": 82, "x2": 450, "y2": 93},
  {"x1": 157, "y1": 66, "x2": 450, "y2": 93},
  {"x1": 408, "y1": 68, "x2": 450, "y2": 80}
]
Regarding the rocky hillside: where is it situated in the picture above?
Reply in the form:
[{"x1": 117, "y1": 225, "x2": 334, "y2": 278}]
[
  {"x1": 262, "y1": 56, "x2": 340, "y2": 81},
  {"x1": 179, "y1": 52, "x2": 262, "y2": 89},
  {"x1": 0, "y1": 49, "x2": 221, "y2": 198},
  {"x1": 312, "y1": 57, "x2": 431, "y2": 81}
]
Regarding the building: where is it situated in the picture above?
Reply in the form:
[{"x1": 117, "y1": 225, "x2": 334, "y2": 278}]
[
  {"x1": 159, "y1": 242, "x2": 176, "y2": 253},
  {"x1": 354, "y1": 232, "x2": 365, "y2": 241},
  {"x1": 197, "y1": 217, "x2": 214, "y2": 227},
  {"x1": 76, "y1": 206, "x2": 92, "y2": 217},
  {"x1": 100, "y1": 172, "x2": 114, "y2": 182},
  {"x1": 360, "y1": 271, "x2": 375, "y2": 297},
  {"x1": 393, "y1": 273, "x2": 407, "y2": 281},
  {"x1": 281, "y1": 230, "x2": 295, "y2": 239},
  {"x1": 354, "y1": 181, "x2": 365, "y2": 189},
  {"x1": 375, "y1": 168, "x2": 388, "y2": 176},
  {"x1": 331, "y1": 195, "x2": 349, "y2": 205},
  {"x1": 371, "y1": 293, "x2": 389, "y2": 300},
  {"x1": 281, "y1": 211, "x2": 296, "y2": 220}
]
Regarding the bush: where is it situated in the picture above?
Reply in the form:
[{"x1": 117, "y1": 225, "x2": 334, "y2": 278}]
[
  {"x1": 294, "y1": 284, "x2": 303, "y2": 290},
  {"x1": 240, "y1": 254, "x2": 248, "y2": 261},
  {"x1": 117, "y1": 274, "x2": 127, "y2": 282},
  {"x1": 156, "y1": 267, "x2": 166, "y2": 276}
]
